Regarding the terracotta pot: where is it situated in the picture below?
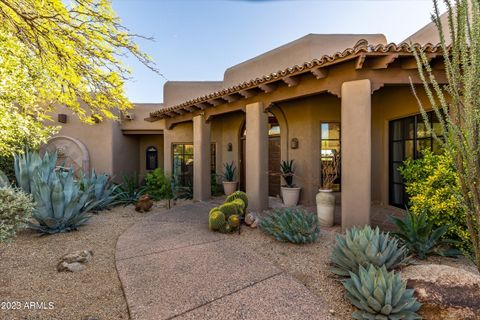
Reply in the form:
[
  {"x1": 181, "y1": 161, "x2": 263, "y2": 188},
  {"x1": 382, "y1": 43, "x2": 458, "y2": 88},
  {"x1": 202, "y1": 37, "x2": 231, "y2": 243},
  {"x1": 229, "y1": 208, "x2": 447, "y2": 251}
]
[
  {"x1": 316, "y1": 189, "x2": 335, "y2": 227},
  {"x1": 222, "y1": 181, "x2": 238, "y2": 196},
  {"x1": 281, "y1": 187, "x2": 301, "y2": 207}
]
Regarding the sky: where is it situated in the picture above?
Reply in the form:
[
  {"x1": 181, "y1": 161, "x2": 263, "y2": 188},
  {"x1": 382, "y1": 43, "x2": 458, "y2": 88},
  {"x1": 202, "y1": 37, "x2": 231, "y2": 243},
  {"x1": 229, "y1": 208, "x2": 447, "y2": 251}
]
[{"x1": 112, "y1": 0, "x2": 446, "y2": 103}]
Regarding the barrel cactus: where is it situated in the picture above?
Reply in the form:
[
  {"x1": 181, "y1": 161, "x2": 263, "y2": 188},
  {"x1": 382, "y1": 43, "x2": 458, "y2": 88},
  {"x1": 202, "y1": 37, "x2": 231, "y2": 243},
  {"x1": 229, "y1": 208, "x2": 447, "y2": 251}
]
[
  {"x1": 331, "y1": 226, "x2": 411, "y2": 277},
  {"x1": 230, "y1": 198, "x2": 246, "y2": 216},
  {"x1": 259, "y1": 208, "x2": 320, "y2": 244},
  {"x1": 218, "y1": 202, "x2": 239, "y2": 218},
  {"x1": 208, "y1": 208, "x2": 225, "y2": 231},
  {"x1": 228, "y1": 214, "x2": 240, "y2": 228},
  {"x1": 343, "y1": 264, "x2": 421, "y2": 320},
  {"x1": 225, "y1": 191, "x2": 248, "y2": 209}
]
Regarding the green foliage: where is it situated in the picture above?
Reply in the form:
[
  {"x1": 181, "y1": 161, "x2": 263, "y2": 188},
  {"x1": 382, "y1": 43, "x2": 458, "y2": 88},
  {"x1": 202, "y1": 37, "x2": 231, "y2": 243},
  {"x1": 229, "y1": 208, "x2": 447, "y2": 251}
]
[
  {"x1": 79, "y1": 170, "x2": 121, "y2": 212},
  {"x1": 230, "y1": 198, "x2": 246, "y2": 216},
  {"x1": 14, "y1": 150, "x2": 57, "y2": 194},
  {"x1": 259, "y1": 208, "x2": 320, "y2": 244},
  {"x1": 0, "y1": 186, "x2": 34, "y2": 243},
  {"x1": 0, "y1": 155, "x2": 16, "y2": 184},
  {"x1": 389, "y1": 209, "x2": 461, "y2": 260},
  {"x1": 343, "y1": 264, "x2": 421, "y2": 320},
  {"x1": 208, "y1": 208, "x2": 226, "y2": 231},
  {"x1": 211, "y1": 173, "x2": 223, "y2": 196},
  {"x1": 331, "y1": 226, "x2": 410, "y2": 277},
  {"x1": 225, "y1": 191, "x2": 248, "y2": 210},
  {"x1": 29, "y1": 168, "x2": 95, "y2": 234},
  {"x1": 280, "y1": 160, "x2": 295, "y2": 187},
  {"x1": 0, "y1": 170, "x2": 10, "y2": 187},
  {"x1": 400, "y1": 150, "x2": 471, "y2": 253},
  {"x1": 144, "y1": 168, "x2": 174, "y2": 201},
  {"x1": 228, "y1": 214, "x2": 240, "y2": 228},
  {"x1": 222, "y1": 161, "x2": 236, "y2": 182},
  {"x1": 114, "y1": 173, "x2": 146, "y2": 205}
]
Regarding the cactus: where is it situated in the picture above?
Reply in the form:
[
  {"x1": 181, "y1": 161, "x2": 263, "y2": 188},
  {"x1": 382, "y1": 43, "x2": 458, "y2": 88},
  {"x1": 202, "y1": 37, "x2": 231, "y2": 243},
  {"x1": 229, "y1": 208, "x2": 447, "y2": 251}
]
[
  {"x1": 259, "y1": 208, "x2": 320, "y2": 244},
  {"x1": 225, "y1": 191, "x2": 248, "y2": 210},
  {"x1": 208, "y1": 208, "x2": 225, "y2": 231},
  {"x1": 14, "y1": 150, "x2": 57, "y2": 194},
  {"x1": 229, "y1": 198, "x2": 246, "y2": 216},
  {"x1": 218, "y1": 202, "x2": 239, "y2": 218},
  {"x1": 343, "y1": 264, "x2": 421, "y2": 320},
  {"x1": 79, "y1": 170, "x2": 121, "y2": 212},
  {"x1": 331, "y1": 226, "x2": 411, "y2": 277},
  {"x1": 228, "y1": 214, "x2": 240, "y2": 228}
]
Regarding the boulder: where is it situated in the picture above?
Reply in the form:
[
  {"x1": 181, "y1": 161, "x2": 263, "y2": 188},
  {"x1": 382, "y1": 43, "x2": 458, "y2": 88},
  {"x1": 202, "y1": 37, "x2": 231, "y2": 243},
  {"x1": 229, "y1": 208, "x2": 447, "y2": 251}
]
[
  {"x1": 401, "y1": 264, "x2": 480, "y2": 319},
  {"x1": 57, "y1": 250, "x2": 93, "y2": 272}
]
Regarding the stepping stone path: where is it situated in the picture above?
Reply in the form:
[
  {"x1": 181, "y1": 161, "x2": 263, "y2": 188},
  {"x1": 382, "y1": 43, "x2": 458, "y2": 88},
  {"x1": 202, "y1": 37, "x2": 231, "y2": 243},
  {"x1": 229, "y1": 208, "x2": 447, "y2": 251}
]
[{"x1": 116, "y1": 202, "x2": 333, "y2": 319}]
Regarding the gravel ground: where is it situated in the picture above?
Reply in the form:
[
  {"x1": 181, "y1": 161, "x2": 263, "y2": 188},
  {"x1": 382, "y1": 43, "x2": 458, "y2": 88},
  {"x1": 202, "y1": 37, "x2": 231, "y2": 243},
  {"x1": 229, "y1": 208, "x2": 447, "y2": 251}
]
[
  {"x1": 237, "y1": 226, "x2": 354, "y2": 320},
  {"x1": 0, "y1": 202, "x2": 170, "y2": 320}
]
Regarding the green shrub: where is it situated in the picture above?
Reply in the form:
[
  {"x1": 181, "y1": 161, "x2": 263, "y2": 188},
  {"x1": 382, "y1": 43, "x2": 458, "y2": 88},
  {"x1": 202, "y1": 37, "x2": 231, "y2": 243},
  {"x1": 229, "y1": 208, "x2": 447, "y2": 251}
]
[
  {"x1": 114, "y1": 173, "x2": 146, "y2": 205},
  {"x1": 0, "y1": 155, "x2": 15, "y2": 184},
  {"x1": 211, "y1": 173, "x2": 223, "y2": 196},
  {"x1": 400, "y1": 150, "x2": 471, "y2": 253},
  {"x1": 259, "y1": 208, "x2": 320, "y2": 244},
  {"x1": 0, "y1": 186, "x2": 35, "y2": 242},
  {"x1": 144, "y1": 168, "x2": 174, "y2": 201},
  {"x1": 331, "y1": 226, "x2": 410, "y2": 277},
  {"x1": 343, "y1": 264, "x2": 421, "y2": 320},
  {"x1": 389, "y1": 209, "x2": 461, "y2": 260}
]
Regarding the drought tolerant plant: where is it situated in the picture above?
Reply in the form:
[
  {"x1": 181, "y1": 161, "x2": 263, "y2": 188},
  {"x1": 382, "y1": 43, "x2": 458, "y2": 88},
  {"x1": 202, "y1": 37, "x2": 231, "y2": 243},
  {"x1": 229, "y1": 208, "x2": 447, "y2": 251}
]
[
  {"x1": 280, "y1": 160, "x2": 295, "y2": 187},
  {"x1": 29, "y1": 168, "x2": 96, "y2": 234},
  {"x1": 259, "y1": 208, "x2": 320, "y2": 244},
  {"x1": 222, "y1": 161, "x2": 236, "y2": 182},
  {"x1": 400, "y1": 150, "x2": 471, "y2": 253},
  {"x1": 208, "y1": 207, "x2": 240, "y2": 233},
  {"x1": 389, "y1": 208, "x2": 461, "y2": 260},
  {"x1": 211, "y1": 173, "x2": 223, "y2": 196},
  {"x1": 14, "y1": 150, "x2": 57, "y2": 193},
  {"x1": 0, "y1": 184, "x2": 35, "y2": 243},
  {"x1": 331, "y1": 226, "x2": 410, "y2": 277},
  {"x1": 0, "y1": 170, "x2": 10, "y2": 187},
  {"x1": 225, "y1": 190, "x2": 249, "y2": 210},
  {"x1": 79, "y1": 170, "x2": 121, "y2": 212},
  {"x1": 343, "y1": 264, "x2": 421, "y2": 320},
  {"x1": 412, "y1": 0, "x2": 480, "y2": 270},
  {"x1": 114, "y1": 173, "x2": 146, "y2": 205},
  {"x1": 144, "y1": 168, "x2": 174, "y2": 201}
]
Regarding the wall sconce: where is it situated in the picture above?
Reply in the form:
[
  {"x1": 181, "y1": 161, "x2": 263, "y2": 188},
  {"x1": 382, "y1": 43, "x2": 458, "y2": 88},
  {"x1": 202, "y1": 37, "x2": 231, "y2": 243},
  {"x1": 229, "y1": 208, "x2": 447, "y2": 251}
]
[
  {"x1": 227, "y1": 143, "x2": 233, "y2": 152},
  {"x1": 291, "y1": 138, "x2": 299, "y2": 149},
  {"x1": 57, "y1": 114, "x2": 67, "y2": 123}
]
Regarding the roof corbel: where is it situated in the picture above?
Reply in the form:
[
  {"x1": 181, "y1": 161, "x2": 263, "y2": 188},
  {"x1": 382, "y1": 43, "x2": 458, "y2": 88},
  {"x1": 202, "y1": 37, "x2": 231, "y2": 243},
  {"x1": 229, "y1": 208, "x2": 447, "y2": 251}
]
[
  {"x1": 194, "y1": 102, "x2": 211, "y2": 110},
  {"x1": 366, "y1": 54, "x2": 399, "y2": 69},
  {"x1": 258, "y1": 82, "x2": 277, "y2": 93},
  {"x1": 355, "y1": 53, "x2": 366, "y2": 70},
  {"x1": 223, "y1": 94, "x2": 240, "y2": 103},
  {"x1": 282, "y1": 76, "x2": 299, "y2": 87},
  {"x1": 238, "y1": 89, "x2": 257, "y2": 99},
  {"x1": 310, "y1": 67, "x2": 328, "y2": 79}
]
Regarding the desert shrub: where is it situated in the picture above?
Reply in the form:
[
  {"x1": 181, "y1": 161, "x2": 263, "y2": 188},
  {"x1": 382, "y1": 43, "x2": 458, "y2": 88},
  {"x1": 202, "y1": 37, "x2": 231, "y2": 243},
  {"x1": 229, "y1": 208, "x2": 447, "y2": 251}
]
[
  {"x1": 114, "y1": 173, "x2": 146, "y2": 205},
  {"x1": 0, "y1": 186, "x2": 35, "y2": 242},
  {"x1": 331, "y1": 226, "x2": 410, "y2": 277},
  {"x1": 144, "y1": 168, "x2": 174, "y2": 201},
  {"x1": 259, "y1": 208, "x2": 319, "y2": 244},
  {"x1": 79, "y1": 170, "x2": 121, "y2": 212},
  {"x1": 343, "y1": 264, "x2": 421, "y2": 320},
  {"x1": 211, "y1": 173, "x2": 223, "y2": 196},
  {"x1": 389, "y1": 209, "x2": 461, "y2": 260},
  {"x1": 0, "y1": 155, "x2": 15, "y2": 184},
  {"x1": 400, "y1": 150, "x2": 471, "y2": 253}
]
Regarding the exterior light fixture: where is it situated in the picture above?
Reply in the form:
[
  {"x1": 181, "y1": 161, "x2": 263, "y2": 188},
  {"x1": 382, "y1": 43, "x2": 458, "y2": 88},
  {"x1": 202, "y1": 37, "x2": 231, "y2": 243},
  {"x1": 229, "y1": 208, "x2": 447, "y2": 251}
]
[
  {"x1": 58, "y1": 114, "x2": 67, "y2": 123},
  {"x1": 227, "y1": 143, "x2": 233, "y2": 152},
  {"x1": 291, "y1": 138, "x2": 299, "y2": 149}
]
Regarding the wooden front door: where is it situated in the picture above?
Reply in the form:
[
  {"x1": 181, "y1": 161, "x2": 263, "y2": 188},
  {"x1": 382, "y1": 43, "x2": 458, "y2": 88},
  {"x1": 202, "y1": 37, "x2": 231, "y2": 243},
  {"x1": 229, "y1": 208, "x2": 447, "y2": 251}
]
[{"x1": 268, "y1": 136, "x2": 281, "y2": 197}]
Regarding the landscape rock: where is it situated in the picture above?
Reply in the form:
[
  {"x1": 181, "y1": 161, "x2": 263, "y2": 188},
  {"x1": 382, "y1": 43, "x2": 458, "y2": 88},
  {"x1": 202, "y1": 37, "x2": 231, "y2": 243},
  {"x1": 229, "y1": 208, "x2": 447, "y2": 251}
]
[
  {"x1": 57, "y1": 250, "x2": 93, "y2": 272},
  {"x1": 402, "y1": 264, "x2": 480, "y2": 319}
]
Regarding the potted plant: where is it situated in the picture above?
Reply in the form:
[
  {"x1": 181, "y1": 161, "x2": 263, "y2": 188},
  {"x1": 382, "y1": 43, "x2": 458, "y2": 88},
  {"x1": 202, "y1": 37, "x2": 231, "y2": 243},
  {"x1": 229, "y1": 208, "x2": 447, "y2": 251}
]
[
  {"x1": 316, "y1": 153, "x2": 340, "y2": 227},
  {"x1": 280, "y1": 160, "x2": 301, "y2": 207},
  {"x1": 222, "y1": 161, "x2": 237, "y2": 196}
]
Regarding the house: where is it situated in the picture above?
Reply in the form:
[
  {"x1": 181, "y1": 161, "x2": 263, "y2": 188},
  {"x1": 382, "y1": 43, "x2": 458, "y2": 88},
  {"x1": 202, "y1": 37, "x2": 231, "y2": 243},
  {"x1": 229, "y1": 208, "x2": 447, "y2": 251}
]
[{"x1": 47, "y1": 18, "x2": 447, "y2": 229}]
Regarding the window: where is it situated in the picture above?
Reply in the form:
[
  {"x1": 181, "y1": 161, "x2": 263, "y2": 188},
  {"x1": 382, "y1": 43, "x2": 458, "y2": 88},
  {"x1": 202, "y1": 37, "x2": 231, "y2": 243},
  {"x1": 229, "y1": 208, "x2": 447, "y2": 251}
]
[
  {"x1": 172, "y1": 143, "x2": 217, "y2": 187},
  {"x1": 146, "y1": 146, "x2": 158, "y2": 170},
  {"x1": 211, "y1": 143, "x2": 216, "y2": 174},
  {"x1": 389, "y1": 111, "x2": 443, "y2": 208},
  {"x1": 320, "y1": 123, "x2": 341, "y2": 191}
]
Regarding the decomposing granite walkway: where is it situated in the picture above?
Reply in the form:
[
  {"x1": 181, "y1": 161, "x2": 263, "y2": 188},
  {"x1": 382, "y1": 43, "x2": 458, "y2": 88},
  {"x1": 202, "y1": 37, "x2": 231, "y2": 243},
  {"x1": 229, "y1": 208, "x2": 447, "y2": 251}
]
[{"x1": 115, "y1": 202, "x2": 332, "y2": 320}]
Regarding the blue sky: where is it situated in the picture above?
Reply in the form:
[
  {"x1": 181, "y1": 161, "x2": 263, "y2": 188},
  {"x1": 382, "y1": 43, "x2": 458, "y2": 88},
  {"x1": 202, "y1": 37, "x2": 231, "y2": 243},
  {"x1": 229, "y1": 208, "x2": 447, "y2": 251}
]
[{"x1": 112, "y1": 0, "x2": 445, "y2": 103}]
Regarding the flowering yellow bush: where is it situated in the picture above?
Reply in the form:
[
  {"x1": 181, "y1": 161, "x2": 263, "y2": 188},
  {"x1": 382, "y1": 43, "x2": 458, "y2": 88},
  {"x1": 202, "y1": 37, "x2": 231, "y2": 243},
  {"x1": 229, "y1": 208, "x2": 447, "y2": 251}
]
[{"x1": 400, "y1": 150, "x2": 471, "y2": 253}]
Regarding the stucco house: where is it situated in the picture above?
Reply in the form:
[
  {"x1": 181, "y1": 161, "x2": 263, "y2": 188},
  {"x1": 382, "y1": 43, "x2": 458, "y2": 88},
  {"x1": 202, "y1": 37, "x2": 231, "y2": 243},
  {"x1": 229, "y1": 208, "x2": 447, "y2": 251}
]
[{"x1": 47, "y1": 18, "x2": 447, "y2": 229}]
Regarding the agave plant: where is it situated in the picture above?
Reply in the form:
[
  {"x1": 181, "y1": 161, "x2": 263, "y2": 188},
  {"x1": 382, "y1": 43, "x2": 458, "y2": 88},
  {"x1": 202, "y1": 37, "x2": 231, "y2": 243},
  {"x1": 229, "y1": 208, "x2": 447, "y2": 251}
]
[
  {"x1": 389, "y1": 209, "x2": 461, "y2": 260},
  {"x1": 280, "y1": 160, "x2": 295, "y2": 187},
  {"x1": 79, "y1": 170, "x2": 121, "y2": 212},
  {"x1": 14, "y1": 150, "x2": 57, "y2": 193},
  {"x1": 113, "y1": 173, "x2": 147, "y2": 205},
  {"x1": 29, "y1": 168, "x2": 96, "y2": 234},
  {"x1": 222, "y1": 161, "x2": 236, "y2": 182},
  {"x1": 331, "y1": 226, "x2": 410, "y2": 277},
  {"x1": 259, "y1": 208, "x2": 320, "y2": 244},
  {"x1": 343, "y1": 264, "x2": 422, "y2": 320}
]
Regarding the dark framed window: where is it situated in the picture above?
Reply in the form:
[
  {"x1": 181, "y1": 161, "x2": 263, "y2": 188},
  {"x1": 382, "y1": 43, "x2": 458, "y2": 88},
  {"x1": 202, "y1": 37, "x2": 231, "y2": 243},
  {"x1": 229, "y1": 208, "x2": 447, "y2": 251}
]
[
  {"x1": 389, "y1": 111, "x2": 443, "y2": 208},
  {"x1": 320, "y1": 122, "x2": 341, "y2": 191},
  {"x1": 172, "y1": 143, "x2": 217, "y2": 187},
  {"x1": 211, "y1": 143, "x2": 216, "y2": 174},
  {"x1": 146, "y1": 146, "x2": 158, "y2": 170}
]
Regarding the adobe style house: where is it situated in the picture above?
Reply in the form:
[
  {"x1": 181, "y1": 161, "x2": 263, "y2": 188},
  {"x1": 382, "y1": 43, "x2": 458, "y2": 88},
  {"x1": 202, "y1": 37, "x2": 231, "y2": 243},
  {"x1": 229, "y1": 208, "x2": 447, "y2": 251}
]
[{"x1": 47, "y1": 18, "x2": 447, "y2": 229}]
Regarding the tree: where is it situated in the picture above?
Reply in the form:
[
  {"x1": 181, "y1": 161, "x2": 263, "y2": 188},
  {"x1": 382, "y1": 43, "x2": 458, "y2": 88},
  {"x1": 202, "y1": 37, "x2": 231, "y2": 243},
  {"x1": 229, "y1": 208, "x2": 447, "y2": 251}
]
[{"x1": 413, "y1": 0, "x2": 480, "y2": 270}]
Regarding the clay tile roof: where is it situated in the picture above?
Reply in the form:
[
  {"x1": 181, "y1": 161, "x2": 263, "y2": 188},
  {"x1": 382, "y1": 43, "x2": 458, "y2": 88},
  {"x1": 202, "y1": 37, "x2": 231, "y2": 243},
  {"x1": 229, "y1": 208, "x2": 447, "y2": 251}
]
[{"x1": 150, "y1": 40, "x2": 442, "y2": 119}]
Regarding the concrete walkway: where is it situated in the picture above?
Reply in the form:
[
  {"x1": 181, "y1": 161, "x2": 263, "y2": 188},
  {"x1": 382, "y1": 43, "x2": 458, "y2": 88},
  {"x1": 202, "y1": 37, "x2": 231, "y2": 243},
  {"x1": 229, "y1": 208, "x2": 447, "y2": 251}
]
[{"x1": 116, "y1": 202, "x2": 331, "y2": 320}]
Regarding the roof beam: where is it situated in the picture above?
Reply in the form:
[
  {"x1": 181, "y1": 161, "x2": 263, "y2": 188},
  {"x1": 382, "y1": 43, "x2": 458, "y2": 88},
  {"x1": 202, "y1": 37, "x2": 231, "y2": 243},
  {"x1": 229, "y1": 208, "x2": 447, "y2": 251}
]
[
  {"x1": 282, "y1": 76, "x2": 299, "y2": 87},
  {"x1": 184, "y1": 106, "x2": 197, "y2": 112},
  {"x1": 365, "y1": 54, "x2": 399, "y2": 69},
  {"x1": 223, "y1": 94, "x2": 240, "y2": 103},
  {"x1": 174, "y1": 109, "x2": 185, "y2": 115},
  {"x1": 238, "y1": 89, "x2": 257, "y2": 99},
  {"x1": 258, "y1": 82, "x2": 277, "y2": 93},
  {"x1": 355, "y1": 53, "x2": 366, "y2": 70},
  {"x1": 208, "y1": 98, "x2": 225, "y2": 106},
  {"x1": 310, "y1": 67, "x2": 328, "y2": 79},
  {"x1": 401, "y1": 53, "x2": 440, "y2": 70},
  {"x1": 194, "y1": 102, "x2": 211, "y2": 110}
]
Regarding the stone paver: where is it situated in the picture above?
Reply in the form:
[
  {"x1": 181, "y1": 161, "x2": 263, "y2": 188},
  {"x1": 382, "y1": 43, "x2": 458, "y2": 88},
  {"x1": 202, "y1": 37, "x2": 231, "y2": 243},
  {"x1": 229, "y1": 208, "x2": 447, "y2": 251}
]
[{"x1": 115, "y1": 202, "x2": 330, "y2": 320}]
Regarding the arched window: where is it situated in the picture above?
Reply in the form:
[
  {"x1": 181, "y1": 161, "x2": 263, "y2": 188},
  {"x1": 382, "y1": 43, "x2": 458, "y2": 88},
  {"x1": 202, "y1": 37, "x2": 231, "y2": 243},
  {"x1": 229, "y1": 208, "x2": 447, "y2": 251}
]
[{"x1": 146, "y1": 146, "x2": 158, "y2": 170}]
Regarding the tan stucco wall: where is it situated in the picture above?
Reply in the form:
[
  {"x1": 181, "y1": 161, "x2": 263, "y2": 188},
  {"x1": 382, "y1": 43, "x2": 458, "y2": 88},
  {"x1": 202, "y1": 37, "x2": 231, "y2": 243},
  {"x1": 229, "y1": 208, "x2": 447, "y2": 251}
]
[
  {"x1": 121, "y1": 103, "x2": 164, "y2": 131},
  {"x1": 403, "y1": 11, "x2": 450, "y2": 44},
  {"x1": 163, "y1": 81, "x2": 223, "y2": 108}
]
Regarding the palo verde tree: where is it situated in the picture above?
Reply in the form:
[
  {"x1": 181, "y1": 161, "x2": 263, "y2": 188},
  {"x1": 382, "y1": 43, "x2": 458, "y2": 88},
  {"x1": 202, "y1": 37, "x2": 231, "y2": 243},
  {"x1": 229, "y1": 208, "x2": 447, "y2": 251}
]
[
  {"x1": 413, "y1": 0, "x2": 480, "y2": 270},
  {"x1": 0, "y1": 0, "x2": 158, "y2": 157}
]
